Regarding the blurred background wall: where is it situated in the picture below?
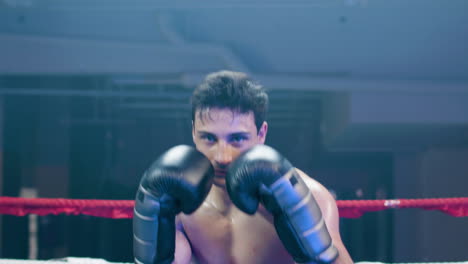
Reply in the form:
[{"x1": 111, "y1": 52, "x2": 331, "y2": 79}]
[{"x1": 0, "y1": 0, "x2": 467, "y2": 262}]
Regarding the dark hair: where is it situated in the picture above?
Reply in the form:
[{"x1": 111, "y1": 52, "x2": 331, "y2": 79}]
[{"x1": 191, "y1": 70, "x2": 268, "y2": 131}]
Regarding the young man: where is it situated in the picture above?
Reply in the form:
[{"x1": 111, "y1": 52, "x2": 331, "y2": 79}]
[{"x1": 171, "y1": 71, "x2": 353, "y2": 263}]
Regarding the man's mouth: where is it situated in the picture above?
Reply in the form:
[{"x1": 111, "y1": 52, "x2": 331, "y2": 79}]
[{"x1": 214, "y1": 169, "x2": 228, "y2": 177}]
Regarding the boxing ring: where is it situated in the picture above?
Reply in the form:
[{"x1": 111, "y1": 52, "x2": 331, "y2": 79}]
[{"x1": 0, "y1": 196, "x2": 467, "y2": 264}]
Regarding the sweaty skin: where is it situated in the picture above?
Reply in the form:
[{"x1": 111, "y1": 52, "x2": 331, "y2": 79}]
[{"x1": 174, "y1": 108, "x2": 353, "y2": 264}]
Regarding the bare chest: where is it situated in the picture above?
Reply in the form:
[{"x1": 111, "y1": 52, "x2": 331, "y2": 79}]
[{"x1": 179, "y1": 201, "x2": 293, "y2": 264}]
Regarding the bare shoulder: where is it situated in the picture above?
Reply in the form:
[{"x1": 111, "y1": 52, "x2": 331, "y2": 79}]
[
  {"x1": 294, "y1": 168, "x2": 336, "y2": 216},
  {"x1": 174, "y1": 215, "x2": 193, "y2": 264},
  {"x1": 294, "y1": 168, "x2": 354, "y2": 264}
]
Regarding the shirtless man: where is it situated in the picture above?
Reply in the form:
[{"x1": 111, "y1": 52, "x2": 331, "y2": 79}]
[{"x1": 133, "y1": 71, "x2": 353, "y2": 264}]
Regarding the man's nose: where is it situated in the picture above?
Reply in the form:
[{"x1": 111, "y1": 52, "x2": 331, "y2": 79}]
[{"x1": 214, "y1": 142, "x2": 233, "y2": 167}]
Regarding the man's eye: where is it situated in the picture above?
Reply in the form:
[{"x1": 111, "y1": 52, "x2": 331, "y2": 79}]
[
  {"x1": 201, "y1": 135, "x2": 216, "y2": 143},
  {"x1": 231, "y1": 135, "x2": 247, "y2": 143}
]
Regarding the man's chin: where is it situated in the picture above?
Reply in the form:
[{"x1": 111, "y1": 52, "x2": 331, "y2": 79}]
[{"x1": 213, "y1": 176, "x2": 226, "y2": 187}]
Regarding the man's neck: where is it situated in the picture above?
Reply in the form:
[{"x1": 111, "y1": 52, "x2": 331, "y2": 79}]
[{"x1": 205, "y1": 184, "x2": 233, "y2": 215}]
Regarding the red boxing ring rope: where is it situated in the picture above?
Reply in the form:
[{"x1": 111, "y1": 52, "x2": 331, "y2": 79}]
[{"x1": 0, "y1": 196, "x2": 466, "y2": 219}]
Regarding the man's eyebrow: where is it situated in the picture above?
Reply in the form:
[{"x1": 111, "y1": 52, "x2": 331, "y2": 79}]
[
  {"x1": 228, "y1": 132, "x2": 250, "y2": 137},
  {"x1": 196, "y1": 131, "x2": 215, "y2": 135},
  {"x1": 196, "y1": 131, "x2": 250, "y2": 137}
]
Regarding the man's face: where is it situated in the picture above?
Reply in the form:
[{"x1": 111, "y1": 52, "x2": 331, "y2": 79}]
[{"x1": 192, "y1": 108, "x2": 268, "y2": 187}]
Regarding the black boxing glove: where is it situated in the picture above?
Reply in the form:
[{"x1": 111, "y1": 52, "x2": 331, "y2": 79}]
[
  {"x1": 133, "y1": 145, "x2": 214, "y2": 264},
  {"x1": 226, "y1": 145, "x2": 338, "y2": 264}
]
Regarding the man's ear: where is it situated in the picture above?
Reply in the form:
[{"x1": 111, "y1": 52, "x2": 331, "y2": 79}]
[
  {"x1": 258, "y1": 121, "x2": 268, "y2": 144},
  {"x1": 192, "y1": 120, "x2": 196, "y2": 141}
]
